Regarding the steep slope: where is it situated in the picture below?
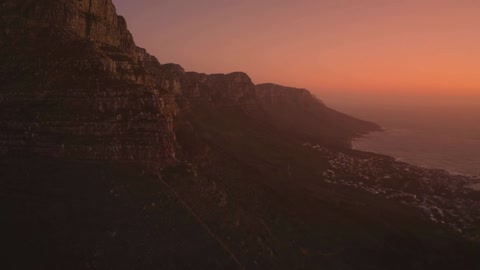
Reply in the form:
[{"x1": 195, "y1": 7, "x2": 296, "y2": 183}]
[
  {"x1": 0, "y1": 1, "x2": 375, "y2": 162},
  {"x1": 0, "y1": 0, "x2": 177, "y2": 163},
  {"x1": 178, "y1": 71, "x2": 258, "y2": 111},
  {"x1": 256, "y1": 83, "x2": 380, "y2": 147},
  {"x1": 172, "y1": 75, "x2": 480, "y2": 269},
  {"x1": 1, "y1": 1, "x2": 480, "y2": 270}
]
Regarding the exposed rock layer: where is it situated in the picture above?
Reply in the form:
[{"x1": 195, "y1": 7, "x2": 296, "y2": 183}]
[
  {"x1": 0, "y1": 0, "x2": 378, "y2": 163},
  {"x1": 2, "y1": 1, "x2": 480, "y2": 270},
  {"x1": 0, "y1": 0, "x2": 177, "y2": 164},
  {"x1": 177, "y1": 72, "x2": 258, "y2": 113}
]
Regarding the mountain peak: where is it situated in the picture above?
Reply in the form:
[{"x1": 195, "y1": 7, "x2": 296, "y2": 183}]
[
  {"x1": 0, "y1": 0, "x2": 178, "y2": 164},
  {"x1": 2, "y1": 0, "x2": 134, "y2": 50}
]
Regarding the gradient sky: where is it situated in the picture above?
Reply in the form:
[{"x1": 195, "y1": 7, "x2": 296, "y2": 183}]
[{"x1": 114, "y1": 0, "x2": 480, "y2": 100}]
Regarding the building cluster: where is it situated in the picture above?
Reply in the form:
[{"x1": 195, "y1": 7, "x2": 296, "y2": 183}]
[{"x1": 304, "y1": 142, "x2": 480, "y2": 240}]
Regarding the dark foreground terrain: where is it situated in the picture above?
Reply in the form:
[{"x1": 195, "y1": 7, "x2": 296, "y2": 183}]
[{"x1": 1, "y1": 0, "x2": 480, "y2": 269}]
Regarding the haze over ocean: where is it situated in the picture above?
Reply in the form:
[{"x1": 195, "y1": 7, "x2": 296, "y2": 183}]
[{"x1": 328, "y1": 95, "x2": 480, "y2": 177}]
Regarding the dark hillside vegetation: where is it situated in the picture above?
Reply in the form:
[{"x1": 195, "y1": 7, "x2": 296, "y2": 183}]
[{"x1": 1, "y1": 0, "x2": 479, "y2": 269}]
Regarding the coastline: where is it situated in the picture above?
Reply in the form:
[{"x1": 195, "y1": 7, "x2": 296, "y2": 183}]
[
  {"x1": 308, "y1": 139, "x2": 480, "y2": 239},
  {"x1": 351, "y1": 128, "x2": 480, "y2": 179}
]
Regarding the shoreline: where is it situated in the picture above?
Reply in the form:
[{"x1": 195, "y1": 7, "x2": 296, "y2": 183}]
[
  {"x1": 351, "y1": 129, "x2": 480, "y2": 180},
  {"x1": 307, "y1": 141, "x2": 480, "y2": 238}
]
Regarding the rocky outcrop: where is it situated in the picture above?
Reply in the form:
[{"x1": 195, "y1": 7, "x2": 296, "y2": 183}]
[
  {"x1": 0, "y1": 0, "x2": 178, "y2": 87},
  {"x1": 0, "y1": 0, "x2": 380, "y2": 165},
  {"x1": 0, "y1": 0, "x2": 177, "y2": 165},
  {"x1": 255, "y1": 83, "x2": 322, "y2": 107},
  {"x1": 176, "y1": 72, "x2": 257, "y2": 112},
  {"x1": 0, "y1": 85, "x2": 177, "y2": 161},
  {"x1": 1, "y1": 0, "x2": 135, "y2": 50}
]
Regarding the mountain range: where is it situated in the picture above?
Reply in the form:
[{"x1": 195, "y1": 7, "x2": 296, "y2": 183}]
[{"x1": 1, "y1": 1, "x2": 479, "y2": 269}]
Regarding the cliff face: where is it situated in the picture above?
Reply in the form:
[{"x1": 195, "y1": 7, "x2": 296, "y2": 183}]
[
  {"x1": 256, "y1": 83, "x2": 380, "y2": 147},
  {"x1": 0, "y1": 0, "x2": 177, "y2": 164},
  {"x1": 2, "y1": 0, "x2": 134, "y2": 50},
  {"x1": 175, "y1": 71, "x2": 257, "y2": 112},
  {"x1": 255, "y1": 83, "x2": 320, "y2": 106},
  {"x1": 0, "y1": 0, "x2": 175, "y2": 87},
  {"x1": 3, "y1": 2, "x2": 480, "y2": 270},
  {"x1": 0, "y1": 0, "x2": 378, "y2": 163}
]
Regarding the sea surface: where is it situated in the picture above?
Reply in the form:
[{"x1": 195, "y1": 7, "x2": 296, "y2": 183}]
[{"x1": 336, "y1": 101, "x2": 480, "y2": 177}]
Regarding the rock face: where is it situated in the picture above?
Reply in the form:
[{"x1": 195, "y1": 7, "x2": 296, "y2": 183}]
[
  {"x1": 255, "y1": 83, "x2": 320, "y2": 106},
  {"x1": 256, "y1": 83, "x2": 380, "y2": 147},
  {"x1": 3, "y1": 2, "x2": 480, "y2": 270},
  {"x1": 176, "y1": 72, "x2": 257, "y2": 112},
  {"x1": 0, "y1": 1, "x2": 378, "y2": 163},
  {"x1": 2, "y1": 0, "x2": 134, "y2": 49},
  {"x1": 0, "y1": 0, "x2": 177, "y2": 164},
  {"x1": 0, "y1": 0, "x2": 176, "y2": 87}
]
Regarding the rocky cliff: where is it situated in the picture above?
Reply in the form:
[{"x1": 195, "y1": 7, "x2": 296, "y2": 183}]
[
  {"x1": 0, "y1": 0, "x2": 177, "y2": 164},
  {"x1": 176, "y1": 71, "x2": 258, "y2": 113},
  {"x1": 2, "y1": 1, "x2": 480, "y2": 270},
  {"x1": 0, "y1": 0, "x2": 378, "y2": 164}
]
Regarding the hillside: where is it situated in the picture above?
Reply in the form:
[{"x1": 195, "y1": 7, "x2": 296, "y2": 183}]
[
  {"x1": 256, "y1": 83, "x2": 380, "y2": 147},
  {"x1": 1, "y1": 1, "x2": 479, "y2": 269}
]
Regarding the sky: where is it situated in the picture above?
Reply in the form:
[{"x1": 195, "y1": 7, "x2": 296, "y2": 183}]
[{"x1": 114, "y1": 0, "x2": 480, "y2": 105}]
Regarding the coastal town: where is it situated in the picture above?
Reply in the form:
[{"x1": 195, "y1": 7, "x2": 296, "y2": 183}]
[{"x1": 304, "y1": 142, "x2": 480, "y2": 240}]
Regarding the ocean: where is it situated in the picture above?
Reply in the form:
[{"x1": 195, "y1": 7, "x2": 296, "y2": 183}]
[{"x1": 330, "y1": 99, "x2": 480, "y2": 177}]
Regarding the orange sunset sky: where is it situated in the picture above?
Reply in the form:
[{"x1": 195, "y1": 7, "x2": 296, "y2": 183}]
[{"x1": 115, "y1": 0, "x2": 480, "y2": 99}]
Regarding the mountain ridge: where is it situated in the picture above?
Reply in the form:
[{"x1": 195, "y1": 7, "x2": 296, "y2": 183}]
[
  {"x1": 0, "y1": 0, "x2": 377, "y2": 163},
  {"x1": 255, "y1": 83, "x2": 381, "y2": 147},
  {"x1": 2, "y1": 1, "x2": 480, "y2": 269}
]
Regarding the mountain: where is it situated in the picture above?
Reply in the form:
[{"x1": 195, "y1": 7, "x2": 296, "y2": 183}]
[
  {"x1": 0, "y1": 0, "x2": 178, "y2": 163},
  {"x1": 255, "y1": 83, "x2": 380, "y2": 148},
  {"x1": 1, "y1": 1, "x2": 479, "y2": 269}
]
